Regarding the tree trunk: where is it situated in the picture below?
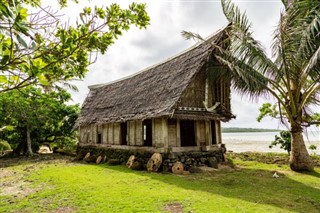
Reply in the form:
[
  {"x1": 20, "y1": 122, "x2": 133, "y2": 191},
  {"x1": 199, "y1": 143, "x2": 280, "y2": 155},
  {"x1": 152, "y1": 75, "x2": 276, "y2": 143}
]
[
  {"x1": 289, "y1": 128, "x2": 314, "y2": 171},
  {"x1": 25, "y1": 125, "x2": 33, "y2": 156}
]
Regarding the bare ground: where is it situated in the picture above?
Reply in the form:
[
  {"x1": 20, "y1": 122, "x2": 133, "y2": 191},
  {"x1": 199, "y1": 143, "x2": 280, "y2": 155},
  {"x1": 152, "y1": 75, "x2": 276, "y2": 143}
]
[{"x1": 0, "y1": 154, "x2": 74, "y2": 199}]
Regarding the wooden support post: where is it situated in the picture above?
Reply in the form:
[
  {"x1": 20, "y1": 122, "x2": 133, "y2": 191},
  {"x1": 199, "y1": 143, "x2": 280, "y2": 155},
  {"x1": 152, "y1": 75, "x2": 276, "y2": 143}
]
[
  {"x1": 113, "y1": 123, "x2": 120, "y2": 145},
  {"x1": 162, "y1": 118, "x2": 168, "y2": 149},
  {"x1": 102, "y1": 124, "x2": 107, "y2": 144},
  {"x1": 176, "y1": 119, "x2": 181, "y2": 147},
  {"x1": 135, "y1": 120, "x2": 143, "y2": 146},
  {"x1": 128, "y1": 121, "x2": 135, "y2": 146},
  {"x1": 107, "y1": 123, "x2": 114, "y2": 145},
  {"x1": 216, "y1": 120, "x2": 222, "y2": 144},
  {"x1": 205, "y1": 120, "x2": 211, "y2": 145}
]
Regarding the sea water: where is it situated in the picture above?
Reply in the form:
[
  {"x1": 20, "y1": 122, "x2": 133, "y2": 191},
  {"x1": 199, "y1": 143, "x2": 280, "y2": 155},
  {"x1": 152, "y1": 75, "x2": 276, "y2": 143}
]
[{"x1": 222, "y1": 131, "x2": 320, "y2": 154}]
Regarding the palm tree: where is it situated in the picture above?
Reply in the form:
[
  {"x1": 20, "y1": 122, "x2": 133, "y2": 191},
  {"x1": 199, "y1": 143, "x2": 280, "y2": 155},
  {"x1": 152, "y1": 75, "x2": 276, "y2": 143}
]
[{"x1": 183, "y1": 0, "x2": 320, "y2": 171}]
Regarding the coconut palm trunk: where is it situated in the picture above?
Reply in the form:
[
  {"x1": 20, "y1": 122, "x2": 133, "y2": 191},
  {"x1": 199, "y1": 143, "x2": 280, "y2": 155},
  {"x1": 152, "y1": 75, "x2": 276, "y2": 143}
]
[{"x1": 290, "y1": 124, "x2": 313, "y2": 171}]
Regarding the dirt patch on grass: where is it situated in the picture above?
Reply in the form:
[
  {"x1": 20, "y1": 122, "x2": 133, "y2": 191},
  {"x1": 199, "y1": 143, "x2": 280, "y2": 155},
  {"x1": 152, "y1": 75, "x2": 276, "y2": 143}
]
[
  {"x1": 1, "y1": 180, "x2": 36, "y2": 198},
  {"x1": 0, "y1": 154, "x2": 74, "y2": 199},
  {"x1": 163, "y1": 202, "x2": 184, "y2": 213},
  {"x1": 51, "y1": 206, "x2": 76, "y2": 213}
]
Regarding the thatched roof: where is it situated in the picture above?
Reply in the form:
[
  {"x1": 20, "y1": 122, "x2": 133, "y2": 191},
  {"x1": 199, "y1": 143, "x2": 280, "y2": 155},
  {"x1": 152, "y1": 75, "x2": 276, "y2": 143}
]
[{"x1": 77, "y1": 26, "x2": 232, "y2": 126}]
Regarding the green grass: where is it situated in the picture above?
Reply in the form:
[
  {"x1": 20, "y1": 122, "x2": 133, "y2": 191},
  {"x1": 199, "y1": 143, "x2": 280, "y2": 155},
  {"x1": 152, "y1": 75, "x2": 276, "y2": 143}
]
[{"x1": 1, "y1": 156, "x2": 320, "y2": 213}]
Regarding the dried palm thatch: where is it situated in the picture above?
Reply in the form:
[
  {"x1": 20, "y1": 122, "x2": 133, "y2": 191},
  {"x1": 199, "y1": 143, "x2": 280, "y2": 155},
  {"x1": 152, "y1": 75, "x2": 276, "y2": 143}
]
[{"x1": 77, "y1": 26, "x2": 233, "y2": 126}]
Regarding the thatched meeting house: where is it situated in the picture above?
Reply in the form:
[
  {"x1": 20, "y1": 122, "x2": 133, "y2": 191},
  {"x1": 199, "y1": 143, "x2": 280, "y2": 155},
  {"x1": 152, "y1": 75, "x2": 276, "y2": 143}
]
[{"x1": 76, "y1": 27, "x2": 235, "y2": 170}]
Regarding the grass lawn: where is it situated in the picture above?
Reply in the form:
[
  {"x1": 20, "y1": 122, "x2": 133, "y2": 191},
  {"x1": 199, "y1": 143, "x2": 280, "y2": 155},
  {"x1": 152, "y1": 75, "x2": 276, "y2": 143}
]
[{"x1": 1, "y1": 154, "x2": 320, "y2": 213}]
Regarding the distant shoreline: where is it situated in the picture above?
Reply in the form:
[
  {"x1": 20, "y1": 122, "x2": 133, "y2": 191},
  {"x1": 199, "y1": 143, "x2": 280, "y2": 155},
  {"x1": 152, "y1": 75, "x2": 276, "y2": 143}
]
[{"x1": 222, "y1": 127, "x2": 281, "y2": 133}]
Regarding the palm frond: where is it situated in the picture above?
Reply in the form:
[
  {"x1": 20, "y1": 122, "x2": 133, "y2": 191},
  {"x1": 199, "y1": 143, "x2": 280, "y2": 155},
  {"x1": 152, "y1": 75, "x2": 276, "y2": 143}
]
[{"x1": 181, "y1": 31, "x2": 205, "y2": 42}]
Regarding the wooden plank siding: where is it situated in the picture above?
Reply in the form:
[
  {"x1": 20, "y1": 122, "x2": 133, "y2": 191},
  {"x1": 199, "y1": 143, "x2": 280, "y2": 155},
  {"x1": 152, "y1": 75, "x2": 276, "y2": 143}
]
[
  {"x1": 215, "y1": 120, "x2": 222, "y2": 144},
  {"x1": 102, "y1": 124, "x2": 108, "y2": 144},
  {"x1": 135, "y1": 121, "x2": 143, "y2": 146},
  {"x1": 205, "y1": 120, "x2": 212, "y2": 145},
  {"x1": 153, "y1": 118, "x2": 163, "y2": 148},
  {"x1": 196, "y1": 120, "x2": 206, "y2": 146},
  {"x1": 168, "y1": 119, "x2": 177, "y2": 147}
]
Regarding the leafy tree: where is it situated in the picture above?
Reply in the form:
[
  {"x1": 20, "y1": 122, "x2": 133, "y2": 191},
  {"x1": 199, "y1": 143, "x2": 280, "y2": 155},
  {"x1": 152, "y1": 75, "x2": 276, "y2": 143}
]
[
  {"x1": 269, "y1": 130, "x2": 291, "y2": 154},
  {"x1": 0, "y1": 0, "x2": 150, "y2": 92},
  {"x1": 183, "y1": 0, "x2": 320, "y2": 171},
  {"x1": 0, "y1": 87, "x2": 80, "y2": 155}
]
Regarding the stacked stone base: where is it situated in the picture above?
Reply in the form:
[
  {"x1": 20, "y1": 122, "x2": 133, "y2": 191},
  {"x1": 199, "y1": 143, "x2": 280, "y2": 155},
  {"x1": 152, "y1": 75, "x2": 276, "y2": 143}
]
[{"x1": 76, "y1": 145, "x2": 225, "y2": 172}]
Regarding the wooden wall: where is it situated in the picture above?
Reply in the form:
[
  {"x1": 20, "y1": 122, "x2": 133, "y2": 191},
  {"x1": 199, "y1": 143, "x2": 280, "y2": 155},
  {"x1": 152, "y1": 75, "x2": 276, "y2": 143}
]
[
  {"x1": 127, "y1": 121, "x2": 143, "y2": 146},
  {"x1": 79, "y1": 118, "x2": 221, "y2": 147}
]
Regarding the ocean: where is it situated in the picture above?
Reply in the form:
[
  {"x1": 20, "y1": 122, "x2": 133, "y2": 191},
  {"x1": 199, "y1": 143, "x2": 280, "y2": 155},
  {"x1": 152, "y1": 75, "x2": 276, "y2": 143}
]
[{"x1": 222, "y1": 131, "x2": 320, "y2": 154}]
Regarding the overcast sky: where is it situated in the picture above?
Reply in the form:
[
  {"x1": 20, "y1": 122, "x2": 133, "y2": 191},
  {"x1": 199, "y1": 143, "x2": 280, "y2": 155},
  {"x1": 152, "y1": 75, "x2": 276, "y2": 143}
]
[{"x1": 60, "y1": 0, "x2": 285, "y2": 129}]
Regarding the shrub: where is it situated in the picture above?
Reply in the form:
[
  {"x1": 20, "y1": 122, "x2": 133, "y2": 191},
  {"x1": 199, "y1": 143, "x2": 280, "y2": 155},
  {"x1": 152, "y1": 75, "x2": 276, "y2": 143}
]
[
  {"x1": 0, "y1": 140, "x2": 12, "y2": 151},
  {"x1": 269, "y1": 130, "x2": 291, "y2": 154},
  {"x1": 309, "y1": 144, "x2": 317, "y2": 150}
]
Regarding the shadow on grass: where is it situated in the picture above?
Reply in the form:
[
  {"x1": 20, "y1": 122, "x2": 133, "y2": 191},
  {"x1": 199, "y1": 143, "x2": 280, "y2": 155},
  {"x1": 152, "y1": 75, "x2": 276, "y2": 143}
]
[{"x1": 106, "y1": 165, "x2": 320, "y2": 212}]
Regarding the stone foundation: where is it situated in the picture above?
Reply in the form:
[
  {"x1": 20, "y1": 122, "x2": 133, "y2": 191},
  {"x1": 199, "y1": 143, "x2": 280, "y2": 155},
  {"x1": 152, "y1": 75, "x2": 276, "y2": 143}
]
[{"x1": 76, "y1": 145, "x2": 225, "y2": 172}]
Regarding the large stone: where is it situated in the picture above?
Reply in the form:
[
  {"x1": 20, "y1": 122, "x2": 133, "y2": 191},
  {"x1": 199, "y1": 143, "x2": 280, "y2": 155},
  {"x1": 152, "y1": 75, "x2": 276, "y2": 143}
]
[
  {"x1": 126, "y1": 155, "x2": 136, "y2": 168},
  {"x1": 83, "y1": 152, "x2": 90, "y2": 161},
  {"x1": 208, "y1": 157, "x2": 218, "y2": 168},
  {"x1": 147, "y1": 153, "x2": 162, "y2": 172},
  {"x1": 172, "y1": 161, "x2": 184, "y2": 174},
  {"x1": 96, "y1": 156, "x2": 103, "y2": 164}
]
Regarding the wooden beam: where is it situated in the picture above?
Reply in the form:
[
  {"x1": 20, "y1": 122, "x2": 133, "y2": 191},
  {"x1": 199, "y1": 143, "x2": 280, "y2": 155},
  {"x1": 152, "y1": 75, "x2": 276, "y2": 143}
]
[
  {"x1": 162, "y1": 118, "x2": 168, "y2": 149},
  {"x1": 135, "y1": 120, "x2": 143, "y2": 146},
  {"x1": 215, "y1": 120, "x2": 222, "y2": 144},
  {"x1": 176, "y1": 119, "x2": 181, "y2": 147},
  {"x1": 205, "y1": 120, "x2": 211, "y2": 145}
]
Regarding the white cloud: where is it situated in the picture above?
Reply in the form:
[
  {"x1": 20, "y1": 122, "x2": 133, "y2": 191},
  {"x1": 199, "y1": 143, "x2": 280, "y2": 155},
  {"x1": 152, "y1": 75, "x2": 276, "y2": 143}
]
[{"x1": 65, "y1": 0, "x2": 284, "y2": 129}]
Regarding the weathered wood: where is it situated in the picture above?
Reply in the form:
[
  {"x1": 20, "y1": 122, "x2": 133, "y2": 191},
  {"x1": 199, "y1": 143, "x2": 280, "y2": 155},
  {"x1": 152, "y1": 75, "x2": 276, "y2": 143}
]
[
  {"x1": 128, "y1": 121, "x2": 135, "y2": 146},
  {"x1": 216, "y1": 121, "x2": 222, "y2": 144},
  {"x1": 172, "y1": 161, "x2": 184, "y2": 174},
  {"x1": 102, "y1": 124, "x2": 108, "y2": 144},
  {"x1": 113, "y1": 123, "x2": 121, "y2": 145},
  {"x1": 107, "y1": 123, "x2": 114, "y2": 145},
  {"x1": 126, "y1": 155, "x2": 136, "y2": 168},
  {"x1": 196, "y1": 120, "x2": 205, "y2": 146},
  {"x1": 205, "y1": 120, "x2": 211, "y2": 145},
  {"x1": 147, "y1": 153, "x2": 162, "y2": 172},
  {"x1": 168, "y1": 119, "x2": 177, "y2": 147},
  {"x1": 96, "y1": 155, "x2": 103, "y2": 164},
  {"x1": 162, "y1": 118, "x2": 168, "y2": 149},
  {"x1": 153, "y1": 118, "x2": 163, "y2": 148},
  {"x1": 176, "y1": 119, "x2": 181, "y2": 147},
  {"x1": 92, "y1": 125, "x2": 98, "y2": 144},
  {"x1": 135, "y1": 121, "x2": 143, "y2": 146}
]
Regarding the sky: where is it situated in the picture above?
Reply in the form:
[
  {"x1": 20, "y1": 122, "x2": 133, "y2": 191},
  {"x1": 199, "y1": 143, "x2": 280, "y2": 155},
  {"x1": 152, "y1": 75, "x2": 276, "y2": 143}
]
[{"x1": 59, "y1": 0, "x2": 285, "y2": 129}]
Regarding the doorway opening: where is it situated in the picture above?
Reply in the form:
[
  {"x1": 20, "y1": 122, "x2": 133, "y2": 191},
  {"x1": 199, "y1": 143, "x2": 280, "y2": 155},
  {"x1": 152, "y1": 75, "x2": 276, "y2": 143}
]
[
  {"x1": 120, "y1": 122, "x2": 127, "y2": 145},
  {"x1": 143, "y1": 119, "x2": 152, "y2": 146},
  {"x1": 180, "y1": 120, "x2": 196, "y2": 146}
]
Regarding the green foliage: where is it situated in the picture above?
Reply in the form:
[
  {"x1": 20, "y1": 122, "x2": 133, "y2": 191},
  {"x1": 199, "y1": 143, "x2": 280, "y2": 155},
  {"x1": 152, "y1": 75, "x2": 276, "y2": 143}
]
[
  {"x1": 0, "y1": 87, "x2": 80, "y2": 153},
  {"x1": 309, "y1": 144, "x2": 317, "y2": 150},
  {"x1": 0, "y1": 0, "x2": 150, "y2": 92},
  {"x1": 257, "y1": 103, "x2": 279, "y2": 122},
  {"x1": 0, "y1": 139, "x2": 11, "y2": 151},
  {"x1": 269, "y1": 130, "x2": 291, "y2": 154}
]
